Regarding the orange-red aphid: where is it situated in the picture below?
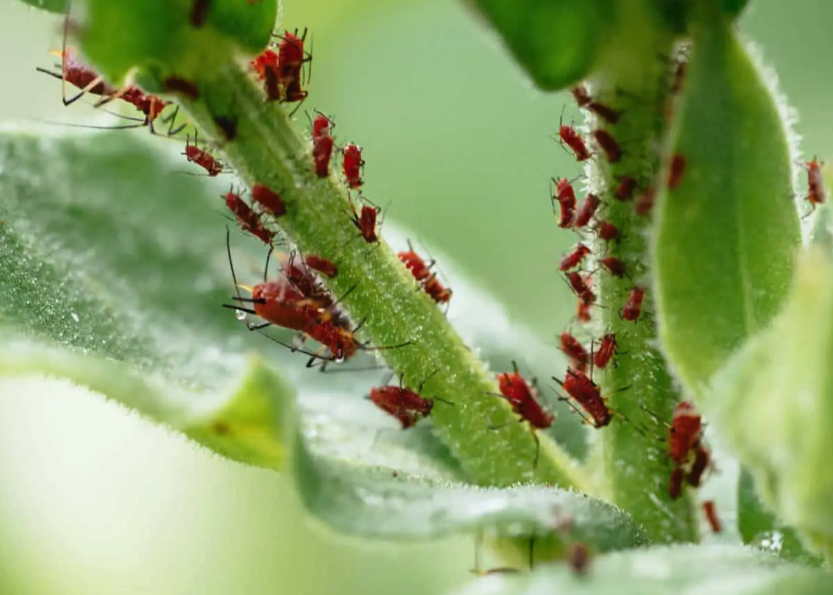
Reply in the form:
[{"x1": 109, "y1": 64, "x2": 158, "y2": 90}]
[
  {"x1": 599, "y1": 256, "x2": 627, "y2": 278},
  {"x1": 669, "y1": 466, "x2": 684, "y2": 499},
  {"x1": 495, "y1": 362, "x2": 554, "y2": 467},
  {"x1": 621, "y1": 285, "x2": 645, "y2": 322},
  {"x1": 567, "y1": 272, "x2": 596, "y2": 304},
  {"x1": 634, "y1": 186, "x2": 657, "y2": 217},
  {"x1": 424, "y1": 275, "x2": 453, "y2": 305},
  {"x1": 342, "y1": 143, "x2": 365, "y2": 189},
  {"x1": 304, "y1": 255, "x2": 338, "y2": 278},
  {"x1": 556, "y1": 368, "x2": 611, "y2": 428},
  {"x1": 251, "y1": 183, "x2": 286, "y2": 217},
  {"x1": 251, "y1": 48, "x2": 278, "y2": 80},
  {"x1": 574, "y1": 194, "x2": 601, "y2": 229},
  {"x1": 560, "y1": 332, "x2": 589, "y2": 372},
  {"x1": 399, "y1": 247, "x2": 434, "y2": 283},
  {"x1": 668, "y1": 400, "x2": 702, "y2": 465},
  {"x1": 185, "y1": 134, "x2": 223, "y2": 176},
  {"x1": 349, "y1": 195, "x2": 381, "y2": 243},
  {"x1": 592, "y1": 129, "x2": 622, "y2": 163},
  {"x1": 368, "y1": 377, "x2": 446, "y2": 430},
  {"x1": 615, "y1": 177, "x2": 638, "y2": 201},
  {"x1": 559, "y1": 125, "x2": 592, "y2": 162},
  {"x1": 806, "y1": 158, "x2": 825, "y2": 208},
  {"x1": 559, "y1": 243, "x2": 592, "y2": 272},
  {"x1": 593, "y1": 333, "x2": 617, "y2": 369},
  {"x1": 224, "y1": 188, "x2": 274, "y2": 245},
  {"x1": 667, "y1": 153, "x2": 687, "y2": 189},
  {"x1": 702, "y1": 500, "x2": 722, "y2": 534},
  {"x1": 596, "y1": 220, "x2": 620, "y2": 242}
]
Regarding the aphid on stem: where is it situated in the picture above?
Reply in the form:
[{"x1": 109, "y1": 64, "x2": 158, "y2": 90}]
[
  {"x1": 184, "y1": 131, "x2": 223, "y2": 176},
  {"x1": 593, "y1": 333, "x2": 617, "y2": 369},
  {"x1": 304, "y1": 255, "x2": 338, "y2": 278},
  {"x1": 552, "y1": 177, "x2": 578, "y2": 228},
  {"x1": 367, "y1": 370, "x2": 451, "y2": 430},
  {"x1": 667, "y1": 153, "x2": 687, "y2": 189},
  {"x1": 598, "y1": 256, "x2": 628, "y2": 279},
  {"x1": 805, "y1": 157, "x2": 826, "y2": 210},
  {"x1": 223, "y1": 186, "x2": 274, "y2": 245},
  {"x1": 702, "y1": 500, "x2": 722, "y2": 534},
  {"x1": 559, "y1": 243, "x2": 592, "y2": 272},
  {"x1": 614, "y1": 176, "x2": 638, "y2": 201},
  {"x1": 558, "y1": 123, "x2": 592, "y2": 162},
  {"x1": 559, "y1": 331, "x2": 589, "y2": 372},
  {"x1": 342, "y1": 143, "x2": 365, "y2": 189},
  {"x1": 621, "y1": 285, "x2": 645, "y2": 322},
  {"x1": 634, "y1": 186, "x2": 657, "y2": 217},
  {"x1": 250, "y1": 183, "x2": 286, "y2": 217},
  {"x1": 595, "y1": 220, "x2": 620, "y2": 242},
  {"x1": 592, "y1": 129, "x2": 622, "y2": 163},
  {"x1": 571, "y1": 84, "x2": 621, "y2": 125},
  {"x1": 573, "y1": 194, "x2": 601, "y2": 229},
  {"x1": 554, "y1": 367, "x2": 612, "y2": 429},
  {"x1": 348, "y1": 194, "x2": 382, "y2": 244}
]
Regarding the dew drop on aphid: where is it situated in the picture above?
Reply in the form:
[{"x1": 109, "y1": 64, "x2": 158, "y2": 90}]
[{"x1": 235, "y1": 309, "x2": 247, "y2": 321}]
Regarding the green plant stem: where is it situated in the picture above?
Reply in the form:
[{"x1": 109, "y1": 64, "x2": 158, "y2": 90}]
[
  {"x1": 587, "y1": 1, "x2": 698, "y2": 543},
  {"x1": 172, "y1": 56, "x2": 589, "y2": 494}
]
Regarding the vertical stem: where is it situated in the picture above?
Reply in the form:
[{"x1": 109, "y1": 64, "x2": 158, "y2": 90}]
[{"x1": 586, "y1": 0, "x2": 699, "y2": 543}]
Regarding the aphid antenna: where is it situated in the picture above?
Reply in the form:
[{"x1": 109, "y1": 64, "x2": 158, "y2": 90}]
[
  {"x1": 259, "y1": 331, "x2": 340, "y2": 363},
  {"x1": 555, "y1": 394, "x2": 596, "y2": 427}
]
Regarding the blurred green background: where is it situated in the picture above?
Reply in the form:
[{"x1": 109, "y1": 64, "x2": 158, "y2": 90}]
[{"x1": 0, "y1": 0, "x2": 831, "y2": 593}]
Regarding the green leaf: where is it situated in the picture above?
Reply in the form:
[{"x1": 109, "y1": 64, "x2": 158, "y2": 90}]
[
  {"x1": 468, "y1": 0, "x2": 614, "y2": 90},
  {"x1": 653, "y1": 2, "x2": 800, "y2": 393},
  {"x1": 292, "y1": 423, "x2": 647, "y2": 550},
  {"x1": 448, "y1": 545, "x2": 829, "y2": 595},
  {"x1": 0, "y1": 130, "x2": 295, "y2": 469},
  {"x1": 717, "y1": 0, "x2": 752, "y2": 18},
  {"x1": 738, "y1": 468, "x2": 823, "y2": 567},
  {"x1": 16, "y1": 0, "x2": 67, "y2": 13},
  {"x1": 707, "y1": 247, "x2": 833, "y2": 557}
]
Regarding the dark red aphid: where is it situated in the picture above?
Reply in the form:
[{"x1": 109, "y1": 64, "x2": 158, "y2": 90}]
[
  {"x1": 593, "y1": 333, "x2": 617, "y2": 369},
  {"x1": 686, "y1": 444, "x2": 711, "y2": 487},
  {"x1": 634, "y1": 186, "x2": 657, "y2": 217},
  {"x1": 702, "y1": 500, "x2": 722, "y2": 534},
  {"x1": 251, "y1": 183, "x2": 286, "y2": 217},
  {"x1": 592, "y1": 129, "x2": 622, "y2": 163},
  {"x1": 184, "y1": 133, "x2": 223, "y2": 176},
  {"x1": 615, "y1": 177, "x2": 638, "y2": 201},
  {"x1": 190, "y1": 0, "x2": 211, "y2": 27},
  {"x1": 571, "y1": 85, "x2": 621, "y2": 125},
  {"x1": 163, "y1": 75, "x2": 200, "y2": 99},
  {"x1": 349, "y1": 195, "x2": 381, "y2": 243},
  {"x1": 806, "y1": 158, "x2": 825, "y2": 208},
  {"x1": 559, "y1": 125, "x2": 592, "y2": 162},
  {"x1": 668, "y1": 400, "x2": 702, "y2": 465},
  {"x1": 571, "y1": 85, "x2": 593, "y2": 108},
  {"x1": 342, "y1": 143, "x2": 365, "y2": 189},
  {"x1": 574, "y1": 194, "x2": 601, "y2": 229},
  {"x1": 304, "y1": 255, "x2": 338, "y2": 278},
  {"x1": 599, "y1": 256, "x2": 627, "y2": 278},
  {"x1": 667, "y1": 153, "x2": 687, "y2": 189},
  {"x1": 37, "y1": 46, "x2": 117, "y2": 105},
  {"x1": 559, "y1": 332, "x2": 589, "y2": 372},
  {"x1": 566, "y1": 543, "x2": 593, "y2": 577},
  {"x1": 567, "y1": 272, "x2": 596, "y2": 305},
  {"x1": 552, "y1": 177, "x2": 578, "y2": 228},
  {"x1": 495, "y1": 361, "x2": 554, "y2": 467},
  {"x1": 576, "y1": 298, "x2": 593, "y2": 323},
  {"x1": 621, "y1": 285, "x2": 645, "y2": 322},
  {"x1": 312, "y1": 111, "x2": 334, "y2": 140},
  {"x1": 559, "y1": 243, "x2": 592, "y2": 272},
  {"x1": 669, "y1": 466, "x2": 684, "y2": 499},
  {"x1": 556, "y1": 368, "x2": 611, "y2": 428},
  {"x1": 398, "y1": 245, "x2": 434, "y2": 283},
  {"x1": 596, "y1": 220, "x2": 620, "y2": 242},
  {"x1": 251, "y1": 48, "x2": 278, "y2": 80},
  {"x1": 223, "y1": 188, "x2": 274, "y2": 245},
  {"x1": 368, "y1": 374, "x2": 448, "y2": 430},
  {"x1": 424, "y1": 275, "x2": 453, "y2": 305},
  {"x1": 313, "y1": 131, "x2": 335, "y2": 178}
]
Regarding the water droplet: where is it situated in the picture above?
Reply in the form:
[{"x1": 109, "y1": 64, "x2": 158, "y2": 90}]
[
  {"x1": 235, "y1": 309, "x2": 247, "y2": 321},
  {"x1": 335, "y1": 353, "x2": 346, "y2": 363},
  {"x1": 70, "y1": 312, "x2": 79, "y2": 323}
]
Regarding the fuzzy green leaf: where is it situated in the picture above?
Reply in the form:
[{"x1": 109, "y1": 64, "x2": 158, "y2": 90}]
[
  {"x1": 738, "y1": 468, "x2": 823, "y2": 567},
  {"x1": 16, "y1": 0, "x2": 68, "y2": 13},
  {"x1": 468, "y1": 0, "x2": 614, "y2": 90},
  {"x1": 448, "y1": 545, "x2": 828, "y2": 595},
  {"x1": 653, "y1": 2, "x2": 800, "y2": 393},
  {"x1": 706, "y1": 247, "x2": 833, "y2": 558}
]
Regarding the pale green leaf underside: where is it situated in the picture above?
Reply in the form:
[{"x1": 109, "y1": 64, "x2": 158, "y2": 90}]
[
  {"x1": 450, "y1": 545, "x2": 828, "y2": 595},
  {"x1": 653, "y1": 2, "x2": 800, "y2": 393}
]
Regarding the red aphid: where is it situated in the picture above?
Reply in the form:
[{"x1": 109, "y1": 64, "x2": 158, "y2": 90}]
[
  {"x1": 567, "y1": 272, "x2": 596, "y2": 304},
  {"x1": 592, "y1": 129, "x2": 622, "y2": 163},
  {"x1": 634, "y1": 187, "x2": 657, "y2": 217},
  {"x1": 251, "y1": 48, "x2": 278, "y2": 80},
  {"x1": 342, "y1": 143, "x2": 365, "y2": 189},
  {"x1": 574, "y1": 194, "x2": 601, "y2": 228},
  {"x1": 596, "y1": 220, "x2": 620, "y2": 242},
  {"x1": 559, "y1": 243, "x2": 592, "y2": 272},
  {"x1": 247, "y1": 280, "x2": 318, "y2": 332},
  {"x1": 349, "y1": 195, "x2": 381, "y2": 243},
  {"x1": 424, "y1": 274, "x2": 453, "y2": 305},
  {"x1": 185, "y1": 134, "x2": 223, "y2": 176},
  {"x1": 576, "y1": 298, "x2": 593, "y2": 323},
  {"x1": 593, "y1": 333, "x2": 617, "y2": 369},
  {"x1": 369, "y1": 385, "x2": 435, "y2": 430},
  {"x1": 571, "y1": 85, "x2": 621, "y2": 124},
  {"x1": 621, "y1": 285, "x2": 645, "y2": 322},
  {"x1": 399, "y1": 248, "x2": 434, "y2": 283},
  {"x1": 667, "y1": 153, "x2": 687, "y2": 189},
  {"x1": 559, "y1": 332, "x2": 589, "y2": 371},
  {"x1": 669, "y1": 466, "x2": 685, "y2": 499},
  {"x1": 313, "y1": 133, "x2": 335, "y2": 178},
  {"x1": 304, "y1": 255, "x2": 338, "y2": 278},
  {"x1": 552, "y1": 177, "x2": 578, "y2": 228},
  {"x1": 702, "y1": 500, "x2": 722, "y2": 534},
  {"x1": 119, "y1": 86, "x2": 169, "y2": 125},
  {"x1": 599, "y1": 256, "x2": 627, "y2": 278},
  {"x1": 37, "y1": 46, "x2": 117, "y2": 105},
  {"x1": 312, "y1": 111, "x2": 334, "y2": 140},
  {"x1": 559, "y1": 125, "x2": 592, "y2": 162},
  {"x1": 496, "y1": 362, "x2": 554, "y2": 467},
  {"x1": 251, "y1": 183, "x2": 286, "y2": 217},
  {"x1": 557, "y1": 368, "x2": 611, "y2": 428},
  {"x1": 668, "y1": 400, "x2": 702, "y2": 465},
  {"x1": 806, "y1": 158, "x2": 825, "y2": 208},
  {"x1": 566, "y1": 543, "x2": 593, "y2": 576},
  {"x1": 615, "y1": 177, "x2": 638, "y2": 201},
  {"x1": 224, "y1": 189, "x2": 274, "y2": 245}
]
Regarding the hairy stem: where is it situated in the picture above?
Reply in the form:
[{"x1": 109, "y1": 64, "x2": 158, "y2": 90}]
[
  {"x1": 172, "y1": 56, "x2": 588, "y2": 493},
  {"x1": 586, "y1": 1, "x2": 698, "y2": 543}
]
